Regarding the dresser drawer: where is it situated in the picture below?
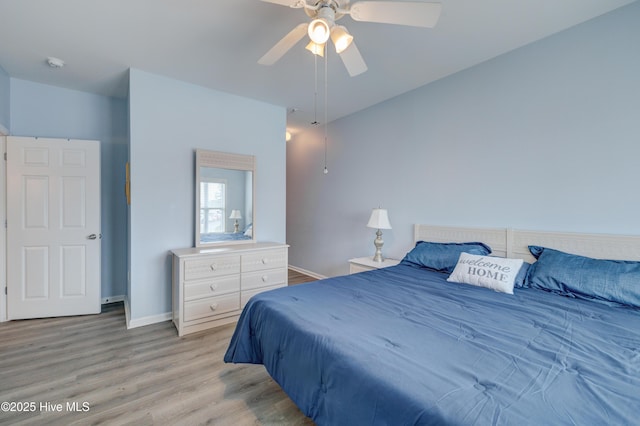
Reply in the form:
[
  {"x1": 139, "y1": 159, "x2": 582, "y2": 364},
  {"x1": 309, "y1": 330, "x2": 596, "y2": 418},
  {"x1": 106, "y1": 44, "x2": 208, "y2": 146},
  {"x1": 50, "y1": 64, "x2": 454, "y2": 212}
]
[
  {"x1": 242, "y1": 268, "x2": 287, "y2": 291},
  {"x1": 184, "y1": 275, "x2": 240, "y2": 301},
  {"x1": 241, "y1": 283, "x2": 287, "y2": 308},
  {"x1": 184, "y1": 255, "x2": 240, "y2": 281},
  {"x1": 184, "y1": 293, "x2": 240, "y2": 322},
  {"x1": 242, "y1": 249, "x2": 287, "y2": 273}
]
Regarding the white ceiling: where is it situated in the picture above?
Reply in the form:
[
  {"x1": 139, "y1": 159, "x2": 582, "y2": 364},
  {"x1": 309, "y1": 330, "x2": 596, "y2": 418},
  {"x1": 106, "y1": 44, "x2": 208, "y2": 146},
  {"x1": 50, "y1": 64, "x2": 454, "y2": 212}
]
[{"x1": 0, "y1": 0, "x2": 635, "y2": 131}]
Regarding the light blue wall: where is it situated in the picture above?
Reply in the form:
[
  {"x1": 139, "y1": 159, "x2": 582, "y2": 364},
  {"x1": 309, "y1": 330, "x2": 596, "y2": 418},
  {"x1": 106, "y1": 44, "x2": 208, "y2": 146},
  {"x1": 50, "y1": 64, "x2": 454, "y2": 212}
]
[
  {"x1": 287, "y1": 2, "x2": 640, "y2": 277},
  {"x1": 0, "y1": 65, "x2": 9, "y2": 132},
  {"x1": 128, "y1": 69, "x2": 286, "y2": 320},
  {"x1": 9, "y1": 79, "x2": 129, "y2": 298}
]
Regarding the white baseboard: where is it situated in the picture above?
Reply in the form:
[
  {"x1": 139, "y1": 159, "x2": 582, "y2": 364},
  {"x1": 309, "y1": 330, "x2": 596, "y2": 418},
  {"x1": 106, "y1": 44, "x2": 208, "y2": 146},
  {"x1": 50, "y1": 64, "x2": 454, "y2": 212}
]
[
  {"x1": 0, "y1": 123, "x2": 8, "y2": 136},
  {"x1": 101, "y1": 295, "x2": 124, "y2": 305},
  {"x1": 127, "y1": 310, "x2": 172, "y2": 329},
  {"x1": 122, "y1": 295, "x2": 171, "y2": 329},
  {"x1": 128, "y1": 312, "x2": 171, "y2": 329},
  {"x1": 289, "y1": 265, "x2": 327, "y2": 280}
]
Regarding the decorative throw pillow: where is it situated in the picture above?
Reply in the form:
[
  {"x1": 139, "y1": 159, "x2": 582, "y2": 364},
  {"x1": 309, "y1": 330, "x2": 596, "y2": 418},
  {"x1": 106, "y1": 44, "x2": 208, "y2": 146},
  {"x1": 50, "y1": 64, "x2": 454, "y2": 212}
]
[
  {"x1": 513, "y1": 262, "x2": 531, "y2": 288},
  {"x1": 527, "y1": 245, "x2": 640, "y2": 308},
  {"x1": 400, "y1": 241, "x2": 491, "y2": 273},
  {"x1": 447, "y1": 253, "x2": 524, "y2": 294}
]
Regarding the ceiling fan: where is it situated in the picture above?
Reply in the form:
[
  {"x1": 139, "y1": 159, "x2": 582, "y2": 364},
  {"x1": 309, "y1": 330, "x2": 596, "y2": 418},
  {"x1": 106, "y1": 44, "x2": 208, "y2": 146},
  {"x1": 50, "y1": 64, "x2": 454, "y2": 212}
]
[{"x1": 258, "y1": 0, "x2": 442, "y2": 76}]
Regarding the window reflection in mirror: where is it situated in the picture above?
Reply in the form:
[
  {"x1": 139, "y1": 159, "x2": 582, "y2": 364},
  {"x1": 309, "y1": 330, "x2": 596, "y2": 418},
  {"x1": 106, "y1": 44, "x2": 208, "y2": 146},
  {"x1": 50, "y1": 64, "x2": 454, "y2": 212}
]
[{"x1": 200, "y1": 178, "x2": 226, "y2": 234}]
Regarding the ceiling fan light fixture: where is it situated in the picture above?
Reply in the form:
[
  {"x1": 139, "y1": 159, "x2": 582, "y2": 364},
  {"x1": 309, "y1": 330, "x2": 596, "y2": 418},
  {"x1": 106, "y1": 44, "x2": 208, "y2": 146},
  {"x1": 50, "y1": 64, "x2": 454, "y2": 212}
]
[
  {"x1": 330, "y1": 25, "x2": 353, "y2": 54},
  {"x1": 305, "y1": 40, "x2": 325, "y2": 57},
  {"x1": 308, "y1": 18, "x2": 330, "y2": 44}
]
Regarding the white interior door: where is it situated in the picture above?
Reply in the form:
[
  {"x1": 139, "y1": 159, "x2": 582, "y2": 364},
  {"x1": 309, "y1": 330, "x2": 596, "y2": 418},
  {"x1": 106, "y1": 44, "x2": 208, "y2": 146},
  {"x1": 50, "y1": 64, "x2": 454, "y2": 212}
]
[{"x1": 7, "y1": 137, "x2": 101, "y2": 319}]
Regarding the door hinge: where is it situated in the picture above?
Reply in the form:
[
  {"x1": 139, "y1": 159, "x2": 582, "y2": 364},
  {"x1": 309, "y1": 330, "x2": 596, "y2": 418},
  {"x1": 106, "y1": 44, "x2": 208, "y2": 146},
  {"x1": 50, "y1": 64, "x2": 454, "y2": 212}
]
[
  {"x1": 4, "y1": 287, "x2": 6, "y2": 295},
  {"x1": 3, "y1": 152, "x2": 6, "y2": 161}
]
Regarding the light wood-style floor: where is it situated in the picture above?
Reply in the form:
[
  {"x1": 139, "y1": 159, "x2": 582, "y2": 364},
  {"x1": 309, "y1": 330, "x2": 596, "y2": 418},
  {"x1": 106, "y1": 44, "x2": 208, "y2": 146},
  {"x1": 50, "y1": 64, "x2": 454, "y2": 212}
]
[
  {"x1": 0, "y1": 270, "x2": 318, "y2": 426},
  {"x1": 287, "y1": 269, "x2": 319, "y2": 285}
]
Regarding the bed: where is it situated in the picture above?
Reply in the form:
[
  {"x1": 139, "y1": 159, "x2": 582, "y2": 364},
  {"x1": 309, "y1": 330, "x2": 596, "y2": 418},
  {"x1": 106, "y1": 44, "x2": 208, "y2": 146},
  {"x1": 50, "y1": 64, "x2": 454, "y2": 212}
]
[{"x1": 224, "y1": 225, "x2": 640, "y2": 425}]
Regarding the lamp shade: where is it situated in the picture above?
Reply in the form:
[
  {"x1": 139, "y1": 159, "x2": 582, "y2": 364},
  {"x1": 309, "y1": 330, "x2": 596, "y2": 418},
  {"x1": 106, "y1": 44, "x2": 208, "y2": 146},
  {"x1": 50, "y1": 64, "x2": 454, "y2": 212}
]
[
  {"x1": 366, "y1": 208, "x2": 391, "y2": 230},
  {"x1": 305, "y1": 40, "x2": 325, "y2": 57},
  {"x1": 229, "y1": 210, "x2": 242, "y2": 219},
  {"x1": 330, "y1": 25, "x2": 353, "y2": 54},
  {"x1": 308, "y1": 18, "x2": 330, "y2": 44}
]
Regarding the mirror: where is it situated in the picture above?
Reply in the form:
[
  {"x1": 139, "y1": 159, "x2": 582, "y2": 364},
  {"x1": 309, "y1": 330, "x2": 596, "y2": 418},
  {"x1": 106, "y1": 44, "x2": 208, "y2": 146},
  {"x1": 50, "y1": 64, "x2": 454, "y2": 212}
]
[{"x1": 195, "y1": 149, "x2": 255, "y2": 246}]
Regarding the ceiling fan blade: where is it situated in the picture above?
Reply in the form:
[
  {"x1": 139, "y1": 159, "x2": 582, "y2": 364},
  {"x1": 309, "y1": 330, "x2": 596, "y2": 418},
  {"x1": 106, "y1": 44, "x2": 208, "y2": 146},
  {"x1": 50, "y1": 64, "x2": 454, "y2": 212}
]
[
  {"x1": 258, "y1": 23, "x2": 308, "y2": 66},
  {"x1": 349, "y1": 1, "x2": 442, "y2": 28},
  {"x1": 260, "y1": 0, "x2": 307, "y2": 8},
  {"x1": 339, "y1": 41, "x2": 368, "y2": 77}
]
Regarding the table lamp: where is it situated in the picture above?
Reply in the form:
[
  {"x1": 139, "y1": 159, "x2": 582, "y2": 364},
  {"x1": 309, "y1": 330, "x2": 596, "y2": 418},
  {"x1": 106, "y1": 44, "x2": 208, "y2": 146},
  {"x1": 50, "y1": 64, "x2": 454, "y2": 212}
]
[
  {"x1": 366, "y1": 208, "x2": 392, "y2": 262},
  {"x1": 229, "y1": 210, "x2": 242, "y2": 233}
]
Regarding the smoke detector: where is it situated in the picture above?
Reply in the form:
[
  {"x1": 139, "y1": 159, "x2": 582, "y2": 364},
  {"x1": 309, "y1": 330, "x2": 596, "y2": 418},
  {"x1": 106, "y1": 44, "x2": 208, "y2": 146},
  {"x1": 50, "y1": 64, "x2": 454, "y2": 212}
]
[{"x1": 46, "y1": 57, "x2": 65, "y2": 68}]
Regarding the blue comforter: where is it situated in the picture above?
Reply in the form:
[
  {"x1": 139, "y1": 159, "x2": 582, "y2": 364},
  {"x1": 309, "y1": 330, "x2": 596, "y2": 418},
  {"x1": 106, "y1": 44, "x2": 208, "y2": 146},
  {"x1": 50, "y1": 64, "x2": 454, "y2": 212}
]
[{"x1": 224, "y1": 265, "x2": 640, "y2": 425}]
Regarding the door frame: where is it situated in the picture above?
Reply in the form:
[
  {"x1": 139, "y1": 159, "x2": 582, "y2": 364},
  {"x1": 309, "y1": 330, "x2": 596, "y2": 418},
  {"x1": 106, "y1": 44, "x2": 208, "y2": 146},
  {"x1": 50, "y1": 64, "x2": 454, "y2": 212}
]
[{"x1": 0, "y1": 133, "x2": 7, "y2": 322}]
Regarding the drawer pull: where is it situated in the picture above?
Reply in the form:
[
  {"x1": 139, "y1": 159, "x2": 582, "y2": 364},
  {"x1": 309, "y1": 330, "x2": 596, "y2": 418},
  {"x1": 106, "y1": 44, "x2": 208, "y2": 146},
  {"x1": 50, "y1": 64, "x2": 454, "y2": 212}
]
[
  {"x1": 210, "y1": 264, "x2": 217, "y2": 271},
  {"x1": 210, "y1": 303, "x2": 218, "y2": 311},
  {"x1": 262, "y1": 275, "x2": 269, "y2": 282},
  {"x1": 210, "y1": 284, "x2": 218, "y2": 292},
  {"x1": 262, "y1": 258, "x2": 268, "y2": 265}
]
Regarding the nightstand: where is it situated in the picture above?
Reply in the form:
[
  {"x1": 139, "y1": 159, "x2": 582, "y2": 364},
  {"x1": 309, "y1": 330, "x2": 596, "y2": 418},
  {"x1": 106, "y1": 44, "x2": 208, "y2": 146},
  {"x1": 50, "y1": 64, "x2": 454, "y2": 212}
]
[{"x1": 348, "y1": 257, "x2": 401, "y2": 274}]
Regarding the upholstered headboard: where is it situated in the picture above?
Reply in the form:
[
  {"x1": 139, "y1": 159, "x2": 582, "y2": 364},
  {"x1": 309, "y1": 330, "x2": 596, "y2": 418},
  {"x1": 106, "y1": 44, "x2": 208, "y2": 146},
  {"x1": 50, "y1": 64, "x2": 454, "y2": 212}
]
[{"x1": 414, "y1": 224, "x2": 640, "y2": 263}]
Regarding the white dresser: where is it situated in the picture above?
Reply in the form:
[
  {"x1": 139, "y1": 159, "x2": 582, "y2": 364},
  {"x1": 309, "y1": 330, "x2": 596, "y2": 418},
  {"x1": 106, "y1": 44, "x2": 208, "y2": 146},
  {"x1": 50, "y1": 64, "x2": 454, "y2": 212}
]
[{"x1": 171, "y1": 242, "x2": 289, "y2": 336}]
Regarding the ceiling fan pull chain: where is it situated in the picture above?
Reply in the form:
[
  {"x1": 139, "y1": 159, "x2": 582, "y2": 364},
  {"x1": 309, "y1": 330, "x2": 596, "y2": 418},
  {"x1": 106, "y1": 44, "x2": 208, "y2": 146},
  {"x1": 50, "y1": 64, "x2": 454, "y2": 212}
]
[
  {"x1": 312, "y1": 53, "x2": 319, "y2": 126},
  {"x1": 323, "y1": 43, "x2": 329, "y2": 175}
]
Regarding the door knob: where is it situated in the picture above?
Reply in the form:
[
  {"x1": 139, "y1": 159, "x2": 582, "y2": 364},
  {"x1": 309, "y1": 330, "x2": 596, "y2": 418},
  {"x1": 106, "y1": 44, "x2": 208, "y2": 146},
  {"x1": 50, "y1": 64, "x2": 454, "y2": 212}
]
[{"x1": 87, "y1": 234, "x2": 97, "y2": 240}]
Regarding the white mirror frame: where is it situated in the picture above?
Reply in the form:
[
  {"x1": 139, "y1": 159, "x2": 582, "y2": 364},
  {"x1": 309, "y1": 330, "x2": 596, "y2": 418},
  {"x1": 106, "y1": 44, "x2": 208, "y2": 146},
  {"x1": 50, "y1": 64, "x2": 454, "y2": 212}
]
[{"x1": 195, "y1": 149, "x2": 256, "y2": 247}]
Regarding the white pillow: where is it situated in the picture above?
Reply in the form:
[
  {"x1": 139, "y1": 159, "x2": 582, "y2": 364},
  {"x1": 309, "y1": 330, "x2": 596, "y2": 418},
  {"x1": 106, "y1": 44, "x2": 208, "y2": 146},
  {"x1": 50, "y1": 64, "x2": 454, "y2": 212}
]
[{"x1": 447, "y1": 253, "x2": 524, "y2": 295}]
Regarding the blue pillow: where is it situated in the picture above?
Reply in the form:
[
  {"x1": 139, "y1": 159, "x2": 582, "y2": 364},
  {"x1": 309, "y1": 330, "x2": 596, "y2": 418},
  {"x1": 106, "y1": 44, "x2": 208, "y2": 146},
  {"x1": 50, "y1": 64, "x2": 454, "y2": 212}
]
[
  {"x1": 527, "y1": 245, "x2": 640, "y2": 308},
  {"x1": 514, "y1": 262, "x2": 531, "y2": 288},
  {"x1": 400, "y1": 241, "x2": 491, "y2": 273}
]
